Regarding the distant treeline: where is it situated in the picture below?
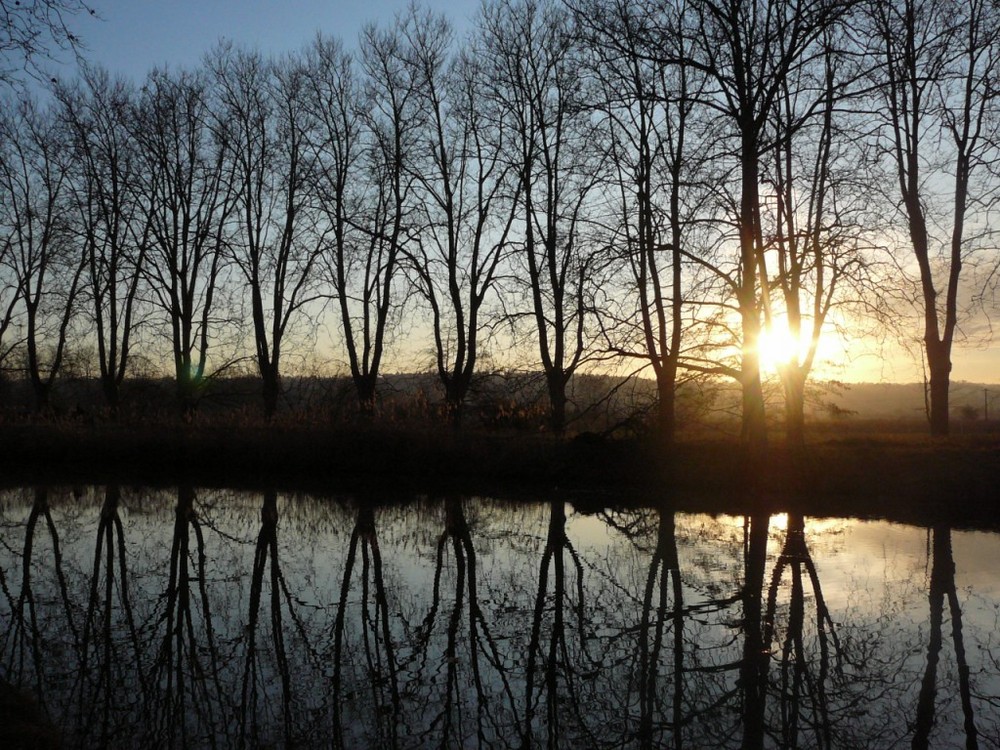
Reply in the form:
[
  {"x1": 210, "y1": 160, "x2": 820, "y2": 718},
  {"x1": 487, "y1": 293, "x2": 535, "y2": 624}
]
[
  {"x1": 1, "y1": 0, "x2": 997, "y2": 445},
  {"x1": 5, "y1": 366, "x2": 995, "y2": 439}
]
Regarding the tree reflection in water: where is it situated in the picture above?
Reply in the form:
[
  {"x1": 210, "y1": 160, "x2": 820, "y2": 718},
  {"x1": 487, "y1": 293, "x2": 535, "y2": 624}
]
[
  {"x1": 408, "y1": 496, "x2": 520, "y2": 748},
  {"x1": 0, "y1": 489, "x2": 998, "y2": 749},
  {"x1": 240, "y1": 489, "x2": 325, "y2": 747},
  {"x1": 912, "y1": 525, "x2": 978, "y2": 750},
  {"x1": 144, "y1": 486, "x2": 228, "y2": 749},
  {"x1": 739, "y1": 512, "x2": 771, "y2": 750},
  {"x1": 636, "y1": 505, "x2": 684, "y2": 750},
  {"x1": 522, "y1": 499, "x2": 602, "y2": 749},
  {"x1": 761, "y1": 512, "x2": 841, "y2": 749},
  {"x1": 0, "y1": 488, "x2": 78, "y2": 716},
  {"x1": 332, "y1": 503, "x2": 401, "y2": 750},
  {"x1": 72, "y1": 485, "x2": 145, "y2": 747}
]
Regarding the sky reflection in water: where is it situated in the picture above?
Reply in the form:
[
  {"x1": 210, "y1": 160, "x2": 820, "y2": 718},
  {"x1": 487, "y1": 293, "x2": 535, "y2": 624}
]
[{"x1": 0, "y1": 487, "x2": 998, "y2": 749}]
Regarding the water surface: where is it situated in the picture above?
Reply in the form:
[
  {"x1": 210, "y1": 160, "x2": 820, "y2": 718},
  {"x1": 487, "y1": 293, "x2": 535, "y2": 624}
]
[{"x1": 1, "y1": 486, "x2": 998, "y2": 748}]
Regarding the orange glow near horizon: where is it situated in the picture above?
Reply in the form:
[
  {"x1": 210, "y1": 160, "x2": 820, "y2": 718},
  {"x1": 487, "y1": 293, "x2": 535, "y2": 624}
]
[{"x1": 756, "y1": 317, "x2": 864, "y2": 380}]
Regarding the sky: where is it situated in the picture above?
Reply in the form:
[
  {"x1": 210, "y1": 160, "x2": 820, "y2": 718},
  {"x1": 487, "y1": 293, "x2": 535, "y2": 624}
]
[
  {"x1": 70, "y1": 0, "x2": 478, "y2": 80},
  {"x1": 50, "y1": 1, "x2": 1000, "y2": 385}
]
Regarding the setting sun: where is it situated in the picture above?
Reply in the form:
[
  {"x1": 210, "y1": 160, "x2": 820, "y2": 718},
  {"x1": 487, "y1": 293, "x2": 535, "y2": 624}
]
[{"x1": 757, "y1": 326, "x2": 806, "y2": 372}]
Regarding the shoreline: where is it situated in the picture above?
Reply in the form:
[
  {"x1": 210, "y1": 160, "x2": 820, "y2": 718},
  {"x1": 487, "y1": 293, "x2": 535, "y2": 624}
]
[{"x1": 2, "y1": 422, "x2": 998, "y2": 530}]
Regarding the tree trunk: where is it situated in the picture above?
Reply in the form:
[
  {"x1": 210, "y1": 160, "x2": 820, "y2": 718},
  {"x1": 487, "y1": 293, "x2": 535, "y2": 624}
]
[
  {"x1": 444, "y1": 379, "x2": 468, "y2": 429},
  {"x1": 355, "y1": 374, "x2": 377, "y2": 418},
  {"x1": 737, "y1": 135, "x2": 767, "y2": 452},
  {"x1": 32, "y1": 381, "x2": 51, "y2": 415},
  {"x1": 547, "y1": 375, "x2": 567, "y2": 435},
  {"x1": 262, "y1": 369, "x2": 280, "y2": 421},
  {"x1": 656, "y1": 374, "x2": 676, "y2": 446},
  {"x1": 101, "y1": 376, "x2": 120, "y2": 418},
  {"x1": 177, "y1": 374, "x2": 198, "y2": 421},
  {"x1": 782, "y1": 369, "x2": 806, "y2": 449},
  {"x1": 927, "y1": 341, "x2": 951, "y2": 437},
  {"x1": 741, "y1": 372, "x2": 767, "y2": 451}
]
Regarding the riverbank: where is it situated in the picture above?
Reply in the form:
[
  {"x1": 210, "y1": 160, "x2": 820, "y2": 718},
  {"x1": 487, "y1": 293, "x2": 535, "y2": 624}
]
[{"x1": 2, "y1": 420, "x2": 998, "y2": 528}]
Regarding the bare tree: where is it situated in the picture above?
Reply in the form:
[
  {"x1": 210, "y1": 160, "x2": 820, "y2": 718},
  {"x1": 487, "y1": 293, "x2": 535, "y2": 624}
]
[
  {"x1": 300, "y1": 36, "x2": 366, "y2": 411},
  {"x1": 311, "y1": 19, "x2": 420, "y2": 416},
  {"x1": 0, "y1": 96, "x2": 85, "y2": 413},
  {"x1": 0, "y1": 206, "x2": 20, "y2": 383},
  {"x1": 131, "y1": 67, "x2": 237, "y2": 416},
  {"x1": 57, "y1": 66, "x2": 146, "y2": 414},
  {"x1": 0, "y1": 0, "x2": 96, "y2": 90},
  {"x1": 762, "y1": 27, "x2": 884, "y2": 447},
  {"x1": 580, "y1": 0, "x2": 705, "y2": 443},
  {"x1": 212, "y1": 46, "x2": 326, "y2": 418},
  {"x1": 480, "y1": 0, "x2": 602, "y2": 434},
  {"x1": 680, "y1": 0, "x2": 851, "y2": 448},
  {"x1": 867, "y1": 0, "x2": 1000, "y2": 436},
  {"x1": 402, "y1": 11, "x2": 520, "y2": 423}
]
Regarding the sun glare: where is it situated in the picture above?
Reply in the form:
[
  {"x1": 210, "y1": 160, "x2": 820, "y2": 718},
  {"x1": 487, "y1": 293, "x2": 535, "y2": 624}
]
[{"x1": 757, "y1": 326, "x2": 804, "y2": 372}]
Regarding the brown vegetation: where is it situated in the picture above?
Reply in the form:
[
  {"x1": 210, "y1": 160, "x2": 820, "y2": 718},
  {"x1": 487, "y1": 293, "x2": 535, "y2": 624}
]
[{"x1": 1, "y1": 404, "x2": 997, "y2": 529}]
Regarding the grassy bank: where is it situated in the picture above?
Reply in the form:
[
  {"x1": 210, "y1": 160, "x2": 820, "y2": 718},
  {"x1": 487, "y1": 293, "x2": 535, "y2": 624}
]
[{"x1": 1, "y1": 418, "x2": 998, "y2": 529}]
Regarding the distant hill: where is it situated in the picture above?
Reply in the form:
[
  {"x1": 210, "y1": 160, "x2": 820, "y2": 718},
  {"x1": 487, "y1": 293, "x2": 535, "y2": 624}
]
[{"x1": 824, "y1": 381, "x2": 999, "y2": 421}]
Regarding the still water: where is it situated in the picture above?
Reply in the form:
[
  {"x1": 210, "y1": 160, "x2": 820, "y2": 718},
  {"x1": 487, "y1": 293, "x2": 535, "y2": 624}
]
[{"x1": 0, "y1": 486, "x2": 998, "y2": 749}]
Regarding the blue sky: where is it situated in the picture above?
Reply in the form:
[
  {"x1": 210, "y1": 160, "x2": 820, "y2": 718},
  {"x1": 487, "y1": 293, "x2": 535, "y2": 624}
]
[{"x1": 71, "y1": 0, "x2": 478, "y2": 79}]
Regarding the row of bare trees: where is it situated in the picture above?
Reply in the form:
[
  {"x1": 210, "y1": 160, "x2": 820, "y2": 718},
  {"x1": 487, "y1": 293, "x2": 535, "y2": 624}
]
[{"x1": 1, "y1": 0, "x2": 997, "y2": 442}]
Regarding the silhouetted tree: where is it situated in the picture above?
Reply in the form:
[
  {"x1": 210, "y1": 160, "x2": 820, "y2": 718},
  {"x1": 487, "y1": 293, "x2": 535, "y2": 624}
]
[
  {"x1": 0, "y1": 212, "x2": 20, "y2": 385},
  {"x1": 326, "y1": 17, "x2": 421, "y2": 415},
  {"x1": 580, "y1": 0, "x2": 704, "y2": 443},
  {"x1": 0, "y1": 0, "x2": 96, "y2": 90},
  {"x1": 480, "y1": 0, "x2": 602, "y2": 434},
  {"x1": 403, "y1": 12, "x2": 520, "y2": 424},
  {"x1": 299, "y1": 35, "x2": 368, "y2": 410},
  {"x1": 0, "y1": 98, "x2": 85, "y2": 413},
  {"x1": 57, "y1": 66, "x2": 147, "y2": 414},
  {"x1": 212, "y1": 46, "x2": 325, "y2": 418},
  {"x1": 131, "y1": 67, "x2": 236, "y2": 416},
  {"x1": 682, "y1": 0, "x2": 851, "y2": 448},
  {"x1": 867, "y1": 0, "x2": 1000, "y2": 436},
  {"x1": 762, "y1": 25, "x2": 886, "y2": 447}
]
